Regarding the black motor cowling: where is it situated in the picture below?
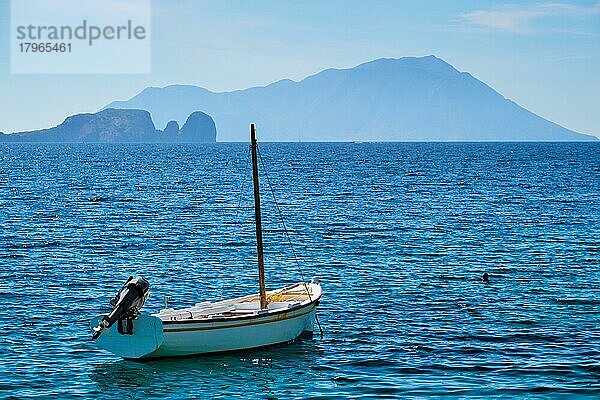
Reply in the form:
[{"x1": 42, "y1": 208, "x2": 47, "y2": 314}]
[{"x1": 92, "y1": 276, "x2": 150, "y2": 340}]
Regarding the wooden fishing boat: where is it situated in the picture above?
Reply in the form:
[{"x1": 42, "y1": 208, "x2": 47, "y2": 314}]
[{"x1": 90, "y1": 124, "x2": 322, "y2": 359}]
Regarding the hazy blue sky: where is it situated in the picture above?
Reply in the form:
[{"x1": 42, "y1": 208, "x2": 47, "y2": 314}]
[{"x1": 1, "y1": 0, "x2": 599, "y2": 137}]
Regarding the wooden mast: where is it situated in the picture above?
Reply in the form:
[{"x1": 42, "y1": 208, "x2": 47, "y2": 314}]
[{"x1": 250, "y1": 124, "x2": 268, "y2": 309}]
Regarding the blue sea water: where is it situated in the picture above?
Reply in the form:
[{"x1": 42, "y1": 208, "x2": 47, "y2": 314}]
[{"x1": 0, "y1": 142, "x2": 599, "y2": 399}]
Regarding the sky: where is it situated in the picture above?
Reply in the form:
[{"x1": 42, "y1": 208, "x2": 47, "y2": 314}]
[{"x1": 0, "y1": 0, "x2": 599, "y2": 137}]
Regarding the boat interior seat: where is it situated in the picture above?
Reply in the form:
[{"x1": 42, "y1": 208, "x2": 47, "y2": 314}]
[
  {"x1": 233, "y1": 302, "x2": 261, "y2": 311},
  {"x1": 266, "y1": 301, "x2": 298, "y2": 310},
  {"x1": 189, "y1": 304, "x2": 236, "y2": 318}
]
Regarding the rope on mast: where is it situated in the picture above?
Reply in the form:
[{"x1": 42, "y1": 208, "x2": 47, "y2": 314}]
[
  {"x1": 257, "y1": 146, "x2": 305, "y2": 283},
  {"x1": 257, "y1": 147, "x2": 323, "y2": 336},
  {"x1": 231, "y1": 139, "x2": 323, "y2": 336}
]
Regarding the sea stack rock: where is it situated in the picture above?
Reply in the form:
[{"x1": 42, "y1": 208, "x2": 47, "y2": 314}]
[
  {"x1": 163, "y1": 120, "x2": 180, "y2": 136},
  {"x1": 179, "y1": 111, "x2": 217, "y2": 142}
]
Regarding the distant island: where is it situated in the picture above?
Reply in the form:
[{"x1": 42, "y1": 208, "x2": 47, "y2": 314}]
[
  {"x1": 2, "y1": 56, "x2": 597, "y2": 143},
  {"x1": 0, "y1": 109, "x2": 217, "y2": 143},
  {"x1": 107, "y1": 55, "x2": 597, "y2": 142}
]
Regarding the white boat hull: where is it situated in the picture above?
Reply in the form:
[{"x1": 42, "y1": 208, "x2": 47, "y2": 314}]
[
  {"x1": 153, "y1": 304, "x2": 316, "y2": 358},
  {"x1": 91, "y1": 282, "x2": 321, "y2": 359}
]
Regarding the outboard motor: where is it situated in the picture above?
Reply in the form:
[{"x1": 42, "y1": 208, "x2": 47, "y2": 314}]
[{"x1": 92, "y1": 276, "x2": 150, "y2": 340}]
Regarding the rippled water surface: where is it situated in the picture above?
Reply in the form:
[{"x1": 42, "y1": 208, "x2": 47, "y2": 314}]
[{"x1": 1, "y1": 142, "x2": 599, "y2": 399}]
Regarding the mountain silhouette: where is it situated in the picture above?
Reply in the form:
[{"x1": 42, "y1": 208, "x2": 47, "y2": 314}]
[{"x1": 105, "y1": 55, "x2": 596, "y2": 141}]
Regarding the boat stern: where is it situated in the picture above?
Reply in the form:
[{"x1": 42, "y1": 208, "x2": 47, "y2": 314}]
[{"x1": 90, "y1": 313, "x2": 164, "y2": 359}]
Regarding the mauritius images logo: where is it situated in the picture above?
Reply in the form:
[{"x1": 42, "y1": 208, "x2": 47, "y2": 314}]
[{"x1": 10, "y1": 0, "x2": 151, "y2": 74}]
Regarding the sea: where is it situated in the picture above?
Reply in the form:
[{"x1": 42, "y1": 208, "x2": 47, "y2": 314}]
[{"x1": 0, "y1": 142, "x2": 599, "y2": 399}]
